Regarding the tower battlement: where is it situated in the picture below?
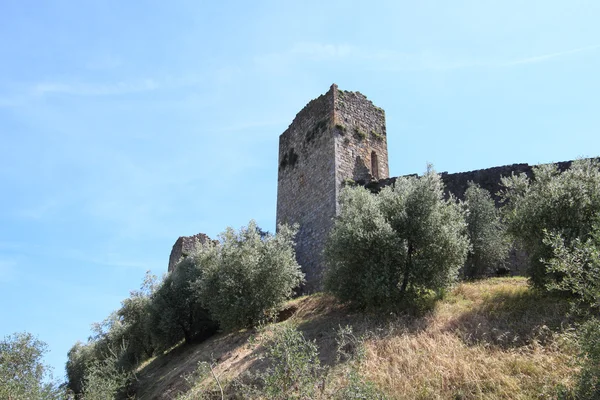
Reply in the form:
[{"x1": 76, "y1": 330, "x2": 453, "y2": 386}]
[{"x1": 276, "y1": 84, "x2": 389, "y2": 291}]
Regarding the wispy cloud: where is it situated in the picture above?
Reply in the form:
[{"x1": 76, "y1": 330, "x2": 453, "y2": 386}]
[
  {"x1": 0, "y1": 74, "x2": 210, "y2": 107},
  {"x1": 254, "y1": 42, "x2": 600, "y2": 72},
  {"x1": 500, "y1": 44, "x2": 600, "y2": 67},
  {"x1": 32, "y1": 79, "x2": 160, "y2": 97}
]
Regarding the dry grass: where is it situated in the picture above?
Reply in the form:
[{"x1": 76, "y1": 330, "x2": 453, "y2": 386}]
[{"x1": 132, "y1": 277, "x2": 579, "y2": 399}]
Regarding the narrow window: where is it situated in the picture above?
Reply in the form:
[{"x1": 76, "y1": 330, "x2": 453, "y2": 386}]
[{"x1": 371, "y1": 151, "x2": 379, "y2": 179}]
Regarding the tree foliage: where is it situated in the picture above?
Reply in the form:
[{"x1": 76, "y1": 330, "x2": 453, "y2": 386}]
[
  {"x1": 80, "y1": 349, "x2": 131, "y2": 400},
  {"x1": 66, "y1": 221, "x2": 303, "y2": 395},
  {"x1": 66, "y1": 272, "x2": 163, "y2": 396},
  {"x1": 149, "y1": 256, "x2": 217, "y2": 347},
  {"x1": 500, "y1": 159, "x2": 600, "y2": 288},
  {"x1": 544, "y1": 219, "x2": 600, "y2": 310},
  {"x1": 462, "y1": 182, "x2": 510, "y2": 278},
  {"x1": 0, "y1": 332, "x2": 64, "y2": 400},
  {"x1": 200, "y1": 221, "x2": 304, "y2": 331},
  {"x1": 574, "y1": 318, "x2": 600, "y2": 399},
  {"x1": 324, "y1": 166, "x2": 469, "y2": 308}
]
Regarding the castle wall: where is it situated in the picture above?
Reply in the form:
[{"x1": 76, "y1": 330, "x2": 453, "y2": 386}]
[
  {"x1": 276, "y1": 86, "x2": 338, "y2": 292},
  {"x1": 333, "y1": 88, "x2": 389, "y2": 207},
  {"x1": 168, "y1": 233, "x2": 213, "y2": 272},
  {"x1": 276, "y1": 84, "x2": 390, "y2": 292},
  {"x1": 369, "y1": 160, "x2": 578, "y2": 204},
  {"x1": 368, "y1": 159, "x2": 592, "y2": 276}
]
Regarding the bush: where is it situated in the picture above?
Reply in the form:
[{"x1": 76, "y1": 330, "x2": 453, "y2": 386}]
[
  {"x1": 500, "y1": 159, "x2": 600, "y2": 289},
  {"x1": 66, "y1": 341, "x2": 95, "y2": 395},
  {"x1": 574, "y1": 318, "x2": 600, "y2": 399},
  {"x1": 544, "y1": 219, "x2": 600, "y2": 310},
  {"x1": 324, "y1": 166, "x2": 469, "y2": 308},
  {"x1": 261, "y1": 325, "x2": 324, "y2": 399},
  {"x1": 81, "y1": 349, "x2": 131, "y2": 400},
  {"x1": 200, "y1": 221, "x2": 304, "y2": 331},
  {"x1": 0, "y1": 332, "x2": 64, "y2": 400},
  {"x1": 463, "y1": 182, "x2": 510, "y2": 278},
  {"x1": 150, "y1": 256, "x2": 217, "y2": 348},
  {"x1": 116, "y1": 271, "x2": 159, "y2": 365}
]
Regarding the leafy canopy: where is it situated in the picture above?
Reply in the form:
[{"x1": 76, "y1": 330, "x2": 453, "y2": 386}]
[
  {"x1": 0, "y1": 332, "x2": 64, "y2": 400},
  {"x1": 200, "y1": 221, "x2": 304, "y2": 330},
  {"x1": 462, "y1": 182, "x2": 510, "y2": 278},
  {"x1": 325, "y1": 166, "x2": 469, "y2": 308},
  {"x1": 500, "y1": 158, "x2": 600, "y2": 288}
]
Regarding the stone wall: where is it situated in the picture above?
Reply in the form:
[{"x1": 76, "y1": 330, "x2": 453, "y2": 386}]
[
  {"x1": 333, "y1": 87, "x2": 389, "y2": 206},
  {"x1": 276, "y1": 85, "x2": 338, "y2": 292},
  {"x1": 369, "y1": 160, "x2": 578, "y2": 204},
  {"x1": 276, "y1": 84, "x2": 389, "y2": 292},
  {"x1": 368, "y1": 159, "x2": 593, "y2": 276},
  {"x1": 168, "y1": 233, "x2": 213, "y2": 272}
]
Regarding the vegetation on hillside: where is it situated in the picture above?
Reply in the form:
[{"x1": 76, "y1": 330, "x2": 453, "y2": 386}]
[
  {"x1": 462, "y1": 182, "x2": 510, "y2": 278},
  {"x1": 500, "y1": 158, "x2": 600, "y2": 290},
  {"x1": 64, "y1": 220, "x2": 302, "y2": 399},
  {"x1": 324, "y1": 166, "x2": 469, "y2": 308},
  {"x1": 5, "y1": 158, "x2": 589, "y2": 399},
  {"x1": 0, "y1": 332, "x2": 64, "y2": 400},
  {"x1": 132, "y1": 278, "x2": 580, "y2": 399}
]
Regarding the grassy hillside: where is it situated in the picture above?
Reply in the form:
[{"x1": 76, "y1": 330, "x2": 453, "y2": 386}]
[{"x1": 130, "y1": 277, "x2": 579, "y2": 399}]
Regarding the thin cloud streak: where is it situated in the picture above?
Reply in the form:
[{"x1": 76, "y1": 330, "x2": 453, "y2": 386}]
[
  {"x1": 500, "y1": 44, "x2": 600, "y2": 66},
  {"x1": 32, "y1": 79, "x2": 160, "y2": 97},
  {"x1": 255, "y1": 42, "x2": 600, "y2": 72}
]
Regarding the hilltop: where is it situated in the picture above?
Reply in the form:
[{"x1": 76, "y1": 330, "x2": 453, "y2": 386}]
[{"x1": 129, "y1": 277, "x2": 578, "y2": 399}]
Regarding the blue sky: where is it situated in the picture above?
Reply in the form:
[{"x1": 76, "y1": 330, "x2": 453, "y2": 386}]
[{"x1": 1, "y1": 0, "x2": 599, "y2": 380}]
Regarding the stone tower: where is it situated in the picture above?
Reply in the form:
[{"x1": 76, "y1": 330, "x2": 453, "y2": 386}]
[{"x1": 276, "y1": 84, "x2": 389, "y2": 292}]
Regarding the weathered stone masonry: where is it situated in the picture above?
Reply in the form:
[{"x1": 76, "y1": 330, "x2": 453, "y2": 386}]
[
  {"x1": 370, "y1": 160, "x2": 578, "y2": 205},
  {"x1": 168, "y1": 233, "x2": 213, "y2": 273},
  {"x1": 170, "y1": 85, "x2": 595, "y2": 289},
  {"x1": 274, "y1": 84, "x2": 594, "y2": 290},
  {"x1": 276, "y1": 84, "x2": 389, "y2": 292}
]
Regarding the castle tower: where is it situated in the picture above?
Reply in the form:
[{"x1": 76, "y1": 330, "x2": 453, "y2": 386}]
[{"x1": 276, "y1": 84, "x2": 389, "y2": 291}]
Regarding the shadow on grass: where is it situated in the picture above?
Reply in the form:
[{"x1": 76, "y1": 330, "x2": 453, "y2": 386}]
[
  {"x1": 292, "y1": 293, "x2": 435, "y2": 368},
  {"x1": 443, "y1": 286, "x2": 573, "y2": 348}
]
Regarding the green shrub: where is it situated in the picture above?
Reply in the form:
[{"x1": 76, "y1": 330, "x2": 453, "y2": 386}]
[
  {"x1": 0, "y1": 332, "x2": 64, "y2": 400},
  {"x1": 574, "y1": 318, "x2": 600, "y2": 399},
  {"x1": 66, "y1": 341, "x2": 95, "y2": 395},
  {"x1": 150, "y1": 256, "x2": 217, "y2": 347},
  {"x1": 261, "y1": 325, "x2": 324, "y2": 399},
  {"x1": 335, "y1": 123, "x2": 347, "y2": 133},
  {"x1": 324, "y1": 165, "x2": 469, "y2": 308},
  {"x1": 200, "y1": 221, "x2": 304, "y2": 331},
  {"x1": 544, "y1": 219, "x2": 600, "y2": 310},
  {"x1": 334, "y1": 326, "x2": 387, "y2": 400},
  {"x1": 354, "y1": 127, "x2": 367, "y2": 140},
  {"x1": 500, "y1": 159, "x2": 600, "y2": 289},
  {"x1": 559, "y1": 318, "x2": 600, "y2": 399},
  {"x1": 81, "y1": 349, "x2": 131, "y2": 400},
  {"x1": 463, "y1": 182, "x2": 510, "y2": 278}
]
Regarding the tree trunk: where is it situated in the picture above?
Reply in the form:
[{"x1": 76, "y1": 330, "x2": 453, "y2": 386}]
[{"x1": 400, "y1": 243, "x2": 414, "y2": 296}]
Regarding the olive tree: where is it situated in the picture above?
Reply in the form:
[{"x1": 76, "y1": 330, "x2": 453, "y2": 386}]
[
  {"x1": 500, "y1": 158, "x2": 600, "y2": 289},
  {"x1": 324, "y1": 166, "x2": 470, "y2": 308},
  {"x1": 200, "y1": 221, "x2": 304, "y2": 331},
  {"x1": 462, "y1": 182, "x2": 510, "y2": 278},
  {"x1": 543, "y1": 219, "x2": 600, "y2": 309},
  {"x1": 0, "y1": 332, "x2": 64, "y2": 400},
  {"x1": 116, "y1": 271, "x2": 159, "y2": 365},
  {"x1": 149, "y1": 255, "x2": 217, "y2": 348}
]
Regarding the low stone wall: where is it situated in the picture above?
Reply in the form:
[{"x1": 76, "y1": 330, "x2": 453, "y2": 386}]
[
  {"x1": 369, "y1": 160, "x2": 579, "y2": 204},
  {"x1": 168, "y1": 233, "x2": 213, "y2": 272}
]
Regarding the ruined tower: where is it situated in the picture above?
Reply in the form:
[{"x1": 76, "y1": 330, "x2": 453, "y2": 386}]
[{"x1": 276, "y1": 84, "x2": 389, "y2": 291}]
